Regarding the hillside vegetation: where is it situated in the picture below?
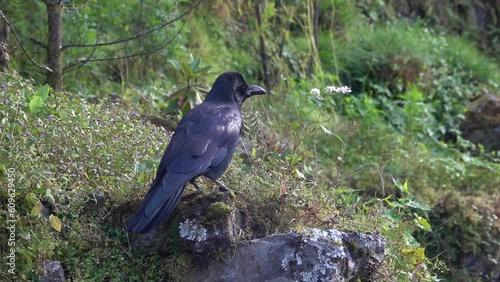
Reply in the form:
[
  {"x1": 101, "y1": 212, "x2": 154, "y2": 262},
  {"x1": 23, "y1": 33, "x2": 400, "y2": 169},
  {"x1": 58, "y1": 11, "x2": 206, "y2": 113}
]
[{"x1": 1, "y1": 0, "x2": 499, "y2": 281}]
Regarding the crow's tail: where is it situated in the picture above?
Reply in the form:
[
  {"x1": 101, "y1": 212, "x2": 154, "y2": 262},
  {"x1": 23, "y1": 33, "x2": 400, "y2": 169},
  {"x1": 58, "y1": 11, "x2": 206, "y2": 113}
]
[{"x1": 127, "y1": 173, "x2": 189, "y2": 233}]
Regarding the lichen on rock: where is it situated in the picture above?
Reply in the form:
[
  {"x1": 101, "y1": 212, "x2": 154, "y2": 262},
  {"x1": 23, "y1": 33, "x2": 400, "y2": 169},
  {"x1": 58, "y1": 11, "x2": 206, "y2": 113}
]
[{"x1": 179, "y1": 219, "x2": 207, "y2": 242}]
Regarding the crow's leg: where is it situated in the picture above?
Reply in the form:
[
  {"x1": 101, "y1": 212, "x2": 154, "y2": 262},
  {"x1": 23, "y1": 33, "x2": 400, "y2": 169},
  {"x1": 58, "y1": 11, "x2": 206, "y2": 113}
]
[
  {"x1": 214, "y1": 179, "x2": 229, "y2": 191},
  {"x1": 214, "y1": 179, "x2": 239, "y2": 194},
  {"x1": 189, "y1": 179, "x2": 205, "y2": 194}
]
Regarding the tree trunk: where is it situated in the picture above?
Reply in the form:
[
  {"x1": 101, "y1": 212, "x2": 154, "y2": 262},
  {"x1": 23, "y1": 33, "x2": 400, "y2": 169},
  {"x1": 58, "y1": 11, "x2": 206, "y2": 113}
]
[
  {"x1": 44, "y1": 0, "x2": 64, "y2": 91},
  {"x1": 307, "y1": 0, "x2": 321, "y2": 77},
  {"x1": 254, "y1": 0, "x2": 271, "y2": 91},
  {"x1": 0, "y1": 13, "x2": 9, "y2": 72}
]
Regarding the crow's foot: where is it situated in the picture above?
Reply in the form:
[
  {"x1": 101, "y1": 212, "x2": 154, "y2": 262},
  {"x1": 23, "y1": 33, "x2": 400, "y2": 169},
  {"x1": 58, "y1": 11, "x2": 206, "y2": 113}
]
[
  {"x1": 189, "y1": 179, "x2": 206, "y2": 194},
  {"x1": 214, "y1": 180, "x2": 239, "y2": 194}
]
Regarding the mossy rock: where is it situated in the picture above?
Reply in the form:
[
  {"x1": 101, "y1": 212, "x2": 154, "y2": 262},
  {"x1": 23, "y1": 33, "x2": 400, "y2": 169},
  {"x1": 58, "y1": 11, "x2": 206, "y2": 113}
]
[{"x1": 202, "y1": 202, "x2": 232, "y2": 226}]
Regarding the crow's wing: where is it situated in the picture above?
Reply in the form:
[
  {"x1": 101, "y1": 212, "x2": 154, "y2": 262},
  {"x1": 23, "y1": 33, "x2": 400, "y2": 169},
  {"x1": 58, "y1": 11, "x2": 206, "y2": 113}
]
[{"x1": 157, "y1": 102, "x2": 242, "y2": 176}]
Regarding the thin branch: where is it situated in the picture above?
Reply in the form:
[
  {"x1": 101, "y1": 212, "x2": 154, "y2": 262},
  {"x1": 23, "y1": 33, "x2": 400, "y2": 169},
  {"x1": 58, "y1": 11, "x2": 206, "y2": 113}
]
[
  {"x1": 63, "y1": 44, "x2": 98, "y2": 74},
  {"x1": 61, "y1": 0, "x2": 204, "y2": 50},
  {"x1": 0, "y1": 11, "x2": 52, "y2": 72},
  {"x1": 63, "y1": 18, "x2": 187, "y2": 72},
  {"x1": 29, "y1": 38, "x2": 47, "y2": 48}
]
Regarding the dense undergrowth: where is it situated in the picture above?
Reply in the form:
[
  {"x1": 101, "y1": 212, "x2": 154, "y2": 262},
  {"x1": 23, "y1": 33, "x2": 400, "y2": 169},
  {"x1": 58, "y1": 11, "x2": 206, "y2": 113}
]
[
  {"x1": 1, "y1": 0, "x2": 499, "y2": 281},
  {"x1": 1, "y1": 72, "x2": 443, "y2": 281}
]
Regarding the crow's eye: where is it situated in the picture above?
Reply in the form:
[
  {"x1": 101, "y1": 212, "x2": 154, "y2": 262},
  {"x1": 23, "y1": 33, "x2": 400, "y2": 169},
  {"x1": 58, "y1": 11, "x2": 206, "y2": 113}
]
[{"x1": 241, "y1": 84, "x2": 247, "y2": 91}]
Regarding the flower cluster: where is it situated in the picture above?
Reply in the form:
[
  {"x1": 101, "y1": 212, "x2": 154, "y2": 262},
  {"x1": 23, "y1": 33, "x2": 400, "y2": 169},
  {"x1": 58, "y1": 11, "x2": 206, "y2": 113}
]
[
  {"x1": 325, "y1": 86, "x2": 352, "y2": 94},
  {"x1": 309, "y1": 86, "x2": 352, "y2": 97}
]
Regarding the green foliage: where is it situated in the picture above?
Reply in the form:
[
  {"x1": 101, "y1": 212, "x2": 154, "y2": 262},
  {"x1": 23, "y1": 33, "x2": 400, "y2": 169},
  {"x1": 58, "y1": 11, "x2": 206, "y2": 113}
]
[
  {"x1": 166, "y1": 56, "x2": 212, "y2": 114},
  {"x1": 272, "y1": 73, "x2": 498, "y2": 280},
  {"x1": 0, "y1": 72, "x2": 186, "y2": 280},
  {"x1": 7, "y1": 0, "x2": 188, "y2": 93},
  {"x1": 424, "y1": 191, "x2": 500, "y2": 281},
  {"x1": 4, "y1": 0, "x2": 500, "y2": 280},
  {"x1": 356, "y1": 0, "x2": 500, "y2": 59},
  {"x1": 28, "y1": 85, "x2": 51, "y2": 114},
  {"x1": 332, "y1": 23, "x2": 498, "y2": 143},
  {"x1": 379, "y1": 179, "x2": 444, "y2": 281}
]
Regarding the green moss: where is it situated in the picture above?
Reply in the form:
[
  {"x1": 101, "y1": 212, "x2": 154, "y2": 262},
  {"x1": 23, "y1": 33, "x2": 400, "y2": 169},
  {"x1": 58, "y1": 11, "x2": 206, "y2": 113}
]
[{"x1": 202, "y1": 202, "x2": 232, "y2": 226}]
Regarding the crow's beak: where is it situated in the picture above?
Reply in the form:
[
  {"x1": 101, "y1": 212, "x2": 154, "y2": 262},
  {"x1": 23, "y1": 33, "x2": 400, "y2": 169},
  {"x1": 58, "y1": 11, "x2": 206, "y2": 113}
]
[{"x1": 248, "y1": 85, "x2": 266, "y2": 96}]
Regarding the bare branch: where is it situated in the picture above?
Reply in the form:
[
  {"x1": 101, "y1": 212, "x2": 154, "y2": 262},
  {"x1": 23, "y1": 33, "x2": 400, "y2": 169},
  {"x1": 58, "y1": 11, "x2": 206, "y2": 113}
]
[
  {"x1": 63, "y1": 18, "x2": 187, "y2": 73},
  {"x1": 29, "y1": 38, "x2": 47, "y2": 48},
  {"x1": 63, "y1": 44, "x2": 98, "y2": 74},
  {"x1": 0, "y1": 11, "x2": 52, "y2": 72},
  {"x1": 61, "y1": 0, "x2": 205, "y2": 50}
]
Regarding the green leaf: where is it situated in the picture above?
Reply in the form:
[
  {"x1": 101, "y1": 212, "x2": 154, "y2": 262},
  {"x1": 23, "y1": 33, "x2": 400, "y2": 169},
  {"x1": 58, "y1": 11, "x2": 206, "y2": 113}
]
[
  {"x1": 35, "y1": 84, "x2": 51, "y2": 100},
  {"x1": 294, "y1": 168, "x2": 306, "y2": 179},
  {"x1": 402, "y1": 247, "x2": 426, "y2": 265},
  {"x1": 181, "y1": 98, "x2": 192, "y2": 115},
  {"x1": 190, "y1": 57, "x2": 201, "y2": 72},
  {"x1": 402, "y1": 229, "x2": 420, "y2": 247},
  {"x1": 384, "y1": 208, "x2": 402, "y2": 223},
  {"x1": 45, "y1": 188, "x2": 56, "y2": 207},
  {"x1": 168, "y1": 59, "x2": 181, "y2": 71},
  {"x1": 30, "y1": 202, "x2": 43, "y2": 217},
  {"x1": 251, "y1": 147, "x2": 257, "y2": 158},
  {"x1": 387, "y1": 201, "x2": 403, "y2": 208},
  {"x1": 186, "y1": 88, "x2": 201, "y2": 109},
  {"x1": 29, "y1": 96, "x2": 44, "y2": 113},
  {"x1": 165, "y1": 100, "x2": 181, "y2": 113},
  {"x1": 49, "y1": 214, "x2": 62, "y2": 232},
  {"x1": 414, "y1": 213, "x2": 432, "y2": 231},
  {"x1": 414, "y1": 247, "x2": 426, "y2": 262},
  {"x1": 180, "y1": 62, "x2": 193, "y2": 79},
  {"x1": 167, "y1": 87, "x2": 188, "y2": 99},
  {"x1": 285, "y1": 154, "x2": 302, "y2": 166},
  {"x1": 406, "y1": 200, "x2": 431, "y2": 211},
  {"x1": 263, "y1": 2, "x2": 276, "y2": 20},
  {"x1": 403, "y1": 179, "x2": 409, "y2": 193},
  {"x1": 23, "y1": 89, "x2": 31, "y2": 103},
  {"x1": 332, "y1": 133, "x2": 345, "y2": 145},
  {"x1": 392, "y1": 177, "x2": 409, "y2": 194},
  {"x1": 196, "y1": 66, "x2": 212, "y2": 75}
]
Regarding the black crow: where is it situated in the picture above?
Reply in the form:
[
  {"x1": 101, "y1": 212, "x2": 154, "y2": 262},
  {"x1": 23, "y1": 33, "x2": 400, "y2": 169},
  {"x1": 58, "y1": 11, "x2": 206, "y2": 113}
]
[{"x1": 127, "y1": 71, "x2": 266, "y2": 233}]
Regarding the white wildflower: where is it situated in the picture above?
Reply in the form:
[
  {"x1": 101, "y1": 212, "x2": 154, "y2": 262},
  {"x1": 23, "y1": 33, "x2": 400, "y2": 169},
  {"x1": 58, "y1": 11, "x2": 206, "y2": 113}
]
[
  {"x1": 310, "y1": 88, "x2": 321, "y2": 96},
  {"x1": 325, "y1": 86, "x2": 351, "y2": 94}
]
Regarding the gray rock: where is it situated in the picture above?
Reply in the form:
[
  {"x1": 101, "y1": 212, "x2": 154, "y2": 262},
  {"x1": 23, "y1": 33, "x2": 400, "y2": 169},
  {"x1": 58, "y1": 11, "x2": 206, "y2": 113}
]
[
  {"x1": 41, "y1": 261, "x2": 65, "y2": 282},
  {"x1": 128, "y1": 191, "x2": 386, "y2": 281},
  {"x1": 188, "y1": 228, "x2": 386, "y2": 282},
  {"x1": 460, "y1": 93, "x2": 500, "y2": 152},
  {"x1": 129, "y1": 191, "x2": 243, "y2": 259}
]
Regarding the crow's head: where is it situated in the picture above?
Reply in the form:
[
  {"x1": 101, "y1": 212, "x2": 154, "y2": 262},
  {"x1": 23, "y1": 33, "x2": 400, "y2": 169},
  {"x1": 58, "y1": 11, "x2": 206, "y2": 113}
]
[{"x1": 206, "y1": 71, "x2": 266, "y2": 108}]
